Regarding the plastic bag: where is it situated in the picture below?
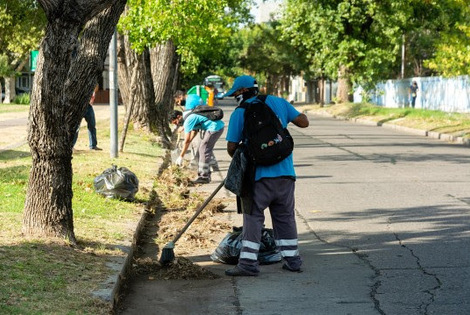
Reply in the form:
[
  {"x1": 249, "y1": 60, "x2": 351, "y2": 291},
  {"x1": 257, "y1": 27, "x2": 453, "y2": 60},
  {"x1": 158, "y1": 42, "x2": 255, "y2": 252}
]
[
  {"x1": 93, "y1": 165, "x2": 139, "y2": 201},
  {"x1": 210, "y1": 226, "x2": 282, "y2": 265},
  {"x1": 224, "y1": 146, "x2": 248, "y2": 195}
]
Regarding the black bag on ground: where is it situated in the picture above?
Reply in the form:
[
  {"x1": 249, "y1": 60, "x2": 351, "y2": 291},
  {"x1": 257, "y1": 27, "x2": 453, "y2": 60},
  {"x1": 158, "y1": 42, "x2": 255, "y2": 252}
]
[
  {"x1": 210, "y1": 226, "x2": 282, "y2": 265},
  {"x1": 190, "y1": 105, "x2": 224, "y2": 121},
  {"x1": 238, "y1": 95, "x2": 294, "y2": 166},
  {"x1": 93, "y1": 165, "x2": 139, "y2": 201}
]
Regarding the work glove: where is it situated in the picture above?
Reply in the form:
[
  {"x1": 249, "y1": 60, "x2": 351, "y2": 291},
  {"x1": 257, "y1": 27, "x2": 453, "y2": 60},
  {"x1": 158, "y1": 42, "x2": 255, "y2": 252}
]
[{"x1": 175, "y1": 156, "x2": 183, "y2": 166}]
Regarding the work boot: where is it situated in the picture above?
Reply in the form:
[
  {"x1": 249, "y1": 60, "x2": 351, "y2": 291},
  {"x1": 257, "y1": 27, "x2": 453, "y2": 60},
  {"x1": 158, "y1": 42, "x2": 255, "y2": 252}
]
[{"x1": 282, "y1": 263, "x2": 303, "y2": 273}]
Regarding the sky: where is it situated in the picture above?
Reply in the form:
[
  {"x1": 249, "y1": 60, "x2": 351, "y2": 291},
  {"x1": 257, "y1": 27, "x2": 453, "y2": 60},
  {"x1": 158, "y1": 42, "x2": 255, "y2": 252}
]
[{"x1": 252, "y1": 0, "x2": 283, "y2": 23}]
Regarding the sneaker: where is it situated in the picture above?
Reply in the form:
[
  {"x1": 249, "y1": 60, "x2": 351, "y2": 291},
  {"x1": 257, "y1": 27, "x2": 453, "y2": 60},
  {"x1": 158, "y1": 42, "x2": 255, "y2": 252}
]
[
  {"x1": 282, "y1": 263, "x2": 303, "y2": 273},
  {"x1": 209, "y1": 158, "x2": 219, "y2": 171},
  {"x1": 192, "y1": 177, "x2": 211, "y2": 184},
  {"x1": 225, "y1": 266, "x2": 259, "y2": 277},
  {"x1": 90, "y1": 146, "x2": 102, "y2": 151},
  {"x1": 209, "y1": 161, "x2": 219, "y2": 172}
]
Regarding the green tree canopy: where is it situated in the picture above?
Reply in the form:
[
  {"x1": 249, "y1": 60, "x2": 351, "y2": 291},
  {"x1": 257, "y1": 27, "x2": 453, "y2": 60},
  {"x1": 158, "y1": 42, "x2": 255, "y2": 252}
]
[
  {"x1": 423, "y1": 0, "x2": 470, "y2": 76},
  {"x1": 280, "y1": 0, "x2": 408, "y2": 91},
  {"x1": 118, "y1": 0, "x2": 253, "y2": 75},
  {"x1": 0, "y1": 0, "x2": 45, "y2": 72}
]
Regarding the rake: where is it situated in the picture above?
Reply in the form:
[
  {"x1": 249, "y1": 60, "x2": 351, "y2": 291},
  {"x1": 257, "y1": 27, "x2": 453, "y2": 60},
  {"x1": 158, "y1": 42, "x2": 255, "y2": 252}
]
[{"x1": 159, "y1": 179, "x2": 226, "y2": 266}]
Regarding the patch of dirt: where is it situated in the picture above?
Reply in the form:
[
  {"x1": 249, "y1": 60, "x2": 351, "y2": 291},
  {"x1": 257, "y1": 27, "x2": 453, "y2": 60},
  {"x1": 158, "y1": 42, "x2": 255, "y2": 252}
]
[
  {"x1": 126, "y1": 164, "x2": 231, "y2": 281},
  {"x1": 133, "y1": 256, "x2": 220, "y2": 280}
]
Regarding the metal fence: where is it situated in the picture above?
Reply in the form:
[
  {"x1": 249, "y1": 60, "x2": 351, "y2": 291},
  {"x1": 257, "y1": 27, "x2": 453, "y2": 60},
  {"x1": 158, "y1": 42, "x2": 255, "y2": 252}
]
[{"x1": 354, "y1": 75, "x2": 470, "y2": 113}]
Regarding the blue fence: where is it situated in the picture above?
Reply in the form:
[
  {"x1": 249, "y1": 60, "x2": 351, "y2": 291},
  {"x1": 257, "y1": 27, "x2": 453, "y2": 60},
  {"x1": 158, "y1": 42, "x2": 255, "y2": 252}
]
[{"x1": 354, "y1": 75, "x2": 470, "y2": 113}]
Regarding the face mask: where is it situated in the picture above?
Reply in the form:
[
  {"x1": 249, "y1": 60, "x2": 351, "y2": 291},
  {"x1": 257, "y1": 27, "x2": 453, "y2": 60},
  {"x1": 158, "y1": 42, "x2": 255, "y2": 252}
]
[{"x1": 235, "y1": 89, "x2": 258, "y2": 105}]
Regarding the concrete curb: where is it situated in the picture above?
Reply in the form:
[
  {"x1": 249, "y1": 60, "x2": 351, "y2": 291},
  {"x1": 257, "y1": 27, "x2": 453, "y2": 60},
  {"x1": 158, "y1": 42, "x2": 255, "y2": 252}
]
[
  {"x1": 311, "y1": 111, "x2": 470, "y2": 147},
  {"x1": 108, "y1": 150, "x2": 171, "y2": 311}
]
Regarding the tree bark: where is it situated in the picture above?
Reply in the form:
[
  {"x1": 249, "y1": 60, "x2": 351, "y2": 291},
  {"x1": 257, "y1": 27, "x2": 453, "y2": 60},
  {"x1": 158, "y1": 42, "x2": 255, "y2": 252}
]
[
  {"x1": 23, "y1": 0, "x2": 126, "y2": 243},
  {"x1": 149, "y1": 41, "x2": 179, "y2": 148},
  {"x1": 130, "y1": 48, "x2": 155, "y2": 132},
  {"x1": 336, "y1": 65, "x2": 353, "y2": 103},
  {"x1": 119, "y1": 62, "x2": 139, "y2": 152}
]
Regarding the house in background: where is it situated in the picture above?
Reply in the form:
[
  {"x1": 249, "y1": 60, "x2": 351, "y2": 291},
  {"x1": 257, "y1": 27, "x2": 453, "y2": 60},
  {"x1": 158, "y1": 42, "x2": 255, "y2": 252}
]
[{"x1": 13, "y1": 49, "x2": 119, "y2": 104}]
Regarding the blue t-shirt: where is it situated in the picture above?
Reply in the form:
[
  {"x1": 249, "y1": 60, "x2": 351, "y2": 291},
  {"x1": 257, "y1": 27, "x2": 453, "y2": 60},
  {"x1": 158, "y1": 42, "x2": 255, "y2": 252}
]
[
  {"x1": 183, "y1": 111, "x2": 225, "y2": 133},
  {"x1": 226, "y1": 95, "x2": 301, "y2": 181}
]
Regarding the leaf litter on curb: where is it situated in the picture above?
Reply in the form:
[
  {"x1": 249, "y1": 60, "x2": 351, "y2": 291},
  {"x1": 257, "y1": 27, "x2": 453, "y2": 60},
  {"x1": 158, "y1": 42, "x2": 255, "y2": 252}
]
[{"x1": 131, "y1": 164, "x2": 232, "y2": 280}]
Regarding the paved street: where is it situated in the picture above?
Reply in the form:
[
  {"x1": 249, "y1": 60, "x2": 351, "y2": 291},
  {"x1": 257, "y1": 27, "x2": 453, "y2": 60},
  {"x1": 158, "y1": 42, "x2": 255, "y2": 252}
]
[
  {"x1": 2, "y1": 101, "x2": 469, "y2": 314},
  {"x1": 118, "y1": 100, "x2": 470, "y2": 315}
]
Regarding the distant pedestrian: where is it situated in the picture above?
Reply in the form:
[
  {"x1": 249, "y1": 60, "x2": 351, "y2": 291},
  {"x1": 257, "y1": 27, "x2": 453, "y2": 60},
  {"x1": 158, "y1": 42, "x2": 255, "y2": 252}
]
[
  {"x1": 73, "y1": 84, "x2": 102, "y2": 151},
  {"x1": 224, "y1": 75, "x2": 309, "y2": 277},
  {"x1": 409, "y1": 81, "x2": 418, "y2": 108}
]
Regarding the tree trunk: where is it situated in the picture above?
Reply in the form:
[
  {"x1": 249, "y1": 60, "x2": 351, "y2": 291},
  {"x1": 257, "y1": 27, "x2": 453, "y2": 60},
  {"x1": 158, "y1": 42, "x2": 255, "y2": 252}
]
[
  {"x1": 117, "y1": 32, "x2": 132, "y2": 113},
  {"x1": 23, "y1": 0, "x2": 126, "y2": 243},
  {"x1": 4, "y1": 77, "x2": 13, "y2": 103},
  {"x1": 130, "y1": 48, "x2": 155, "y2": 132},
  {"x1": 119, "y1": 62, "x2": 139, "y2": 152},
  {"x1": 149, "y1": 40, "x2": 179, "y2": 148},
  {"x1": 336, "y1": 65, "x2": 353, "y2": 103}
]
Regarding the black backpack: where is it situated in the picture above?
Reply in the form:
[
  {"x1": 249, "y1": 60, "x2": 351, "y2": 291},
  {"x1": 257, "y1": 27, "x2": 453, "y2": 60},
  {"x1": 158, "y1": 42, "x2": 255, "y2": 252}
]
[
  {"x1": 190, "y1": 105, "x2": 224, "y2": 121},
  {"x1": 238, "y1": 95, "x2": 294, "y2": 166}
]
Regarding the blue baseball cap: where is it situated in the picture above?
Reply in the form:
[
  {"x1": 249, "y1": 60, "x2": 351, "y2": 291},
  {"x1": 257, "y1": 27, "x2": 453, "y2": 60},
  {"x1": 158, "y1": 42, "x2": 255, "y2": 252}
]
[
  {"x1": 185, "y1": 94, "x2": 203, "y2": 110},
  {"x1": 224, "y1": 75, "x2": 258, "y2": 97}
]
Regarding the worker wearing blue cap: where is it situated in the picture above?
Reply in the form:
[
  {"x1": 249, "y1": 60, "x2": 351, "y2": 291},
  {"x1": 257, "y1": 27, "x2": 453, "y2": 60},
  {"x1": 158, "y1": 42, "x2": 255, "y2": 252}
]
[{"x1": 224, "y1": 75, "x2": 309, "y2": 276}]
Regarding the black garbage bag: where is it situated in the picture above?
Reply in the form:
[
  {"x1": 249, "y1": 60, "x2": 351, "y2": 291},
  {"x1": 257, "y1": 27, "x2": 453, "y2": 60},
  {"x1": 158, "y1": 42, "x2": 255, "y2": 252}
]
[
  {"x1": 224, "y1": 146, "x2": 247, "y2": 196},
  {"x1": 93, "y1": 165, "x2": 139, "y2": 201},
  {"x1": 210, "y1": 226, "x2": 282, "y2": 265}
]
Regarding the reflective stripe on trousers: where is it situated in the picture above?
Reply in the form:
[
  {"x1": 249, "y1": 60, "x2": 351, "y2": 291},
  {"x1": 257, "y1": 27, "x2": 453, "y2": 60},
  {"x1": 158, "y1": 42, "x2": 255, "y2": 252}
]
[{"x1": 238, "y1": 177, "x2": 302, "y2": 273}]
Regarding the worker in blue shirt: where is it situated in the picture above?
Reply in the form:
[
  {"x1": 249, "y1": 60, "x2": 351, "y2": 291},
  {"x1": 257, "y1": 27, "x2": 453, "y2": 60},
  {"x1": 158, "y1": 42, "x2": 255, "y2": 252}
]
[
  {"x1": 174, "y1": 94, "x2": 224, "y2": 184},
  {"x1": 224, "y1": 75, "x2": 309, "y2": 276}
]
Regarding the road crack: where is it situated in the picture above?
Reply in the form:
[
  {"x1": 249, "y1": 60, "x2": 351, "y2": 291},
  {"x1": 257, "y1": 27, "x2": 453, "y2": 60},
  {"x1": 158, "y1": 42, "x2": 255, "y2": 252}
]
[
  {"x1": 295, "y1": 209, "x2": 386, "y2": 314},
  {"x1": 392, "y1": 232, "x2": 442, "y2": 314}
]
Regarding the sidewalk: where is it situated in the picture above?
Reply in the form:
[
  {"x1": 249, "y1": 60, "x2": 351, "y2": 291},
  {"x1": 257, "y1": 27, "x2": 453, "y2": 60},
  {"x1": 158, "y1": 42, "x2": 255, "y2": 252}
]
[{"x1": 0, "y1": 104, "x2": 113, "y2": 152}]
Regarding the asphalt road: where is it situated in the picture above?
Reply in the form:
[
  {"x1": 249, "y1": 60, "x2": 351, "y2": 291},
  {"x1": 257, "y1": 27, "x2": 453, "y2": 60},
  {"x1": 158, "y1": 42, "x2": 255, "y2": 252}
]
[
  {"x1": 117, "y1": 99, "x2": 470, "y2": 315},
  {"x1": 3, "y1": 101, "x2": 468, "y2": 314}
]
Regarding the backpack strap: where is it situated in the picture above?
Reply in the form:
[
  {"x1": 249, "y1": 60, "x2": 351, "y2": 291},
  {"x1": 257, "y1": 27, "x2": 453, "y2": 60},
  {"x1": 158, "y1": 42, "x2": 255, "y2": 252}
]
[{"x1": 237, "y1": 95, "x2": 268, "y2": 110}]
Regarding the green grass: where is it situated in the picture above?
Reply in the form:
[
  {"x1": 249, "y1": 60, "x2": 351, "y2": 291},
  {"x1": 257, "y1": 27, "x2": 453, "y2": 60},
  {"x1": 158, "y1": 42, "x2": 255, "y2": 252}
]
[
  {"x1": 0, "y1": 103, "x2": 30, "y2": 114},
  {"x1": 298, "y1": 102, "x2": 470, "y2": 139},
  {"x1": 0, "y1": 115, "x2": 164, "y2": 314}
]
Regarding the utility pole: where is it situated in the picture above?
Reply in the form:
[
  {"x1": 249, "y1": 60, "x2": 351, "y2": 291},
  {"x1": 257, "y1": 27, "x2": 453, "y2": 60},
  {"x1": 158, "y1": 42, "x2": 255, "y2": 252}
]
[{"x1": 109, "y1": 29, "x2": 118, "y2": 158}]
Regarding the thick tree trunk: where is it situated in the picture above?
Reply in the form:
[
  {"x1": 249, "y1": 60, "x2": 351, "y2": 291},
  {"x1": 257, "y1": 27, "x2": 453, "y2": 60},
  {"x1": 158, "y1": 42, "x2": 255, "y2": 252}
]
[
  {"x1": 149, "y1": 41, "x2": 179, "y2": 148},
  {"x1": 23, "y1": 0, "x2": 126, "y2": 243},
  {"x1": 131, "y1": 48, "x2": 155, "y2": 132},
  {"x1": 117, "y1": 31, "x2": 155, "y2": 134},
  {"x1": 117, "y1": 32, "x2": 132, "y2": 113},
  {"x1": 336, "y1": 65, "x2": 353, "y2": 103}
]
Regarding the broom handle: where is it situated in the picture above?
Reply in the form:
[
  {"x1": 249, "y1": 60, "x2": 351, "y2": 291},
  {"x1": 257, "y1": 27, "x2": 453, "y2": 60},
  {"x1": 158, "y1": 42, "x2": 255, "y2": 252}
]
[{"x1": 172, "y1": 179, "x2": 226, "y2": 244}]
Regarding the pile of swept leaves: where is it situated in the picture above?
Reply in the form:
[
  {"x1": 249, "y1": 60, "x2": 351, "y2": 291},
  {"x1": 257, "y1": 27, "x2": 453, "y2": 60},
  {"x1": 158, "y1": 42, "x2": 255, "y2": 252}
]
[
  {"x1": 132, "y1": 164, "x2": 231, "y2": 280},
  {"x1": 154, "y1": 165, "x2": 230, "y2": 255}
]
